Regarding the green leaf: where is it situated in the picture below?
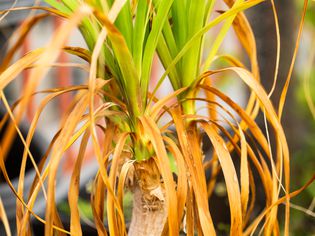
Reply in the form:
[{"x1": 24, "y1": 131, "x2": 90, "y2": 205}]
[
  {"x1": 44, "y1": 0, "x2": 72, "y2": 14},
  {"x1": 152, "y1": 0, "x2": 263, "y2": 97},
  {"x1": 141, "y1": 0, "x2": 175, "y2": 105},
  {"x1": 181, "y1": 0, "x2": 206, "y2": 87},
  {"x1": 114, "y1": 1, "x2": 133, "y2": 51},
  {"x1": 171, "y1": 0, "x2": 188, "y2": 50},
  {"x1": 202, "y1": 0, "x2": 244, "y2": 72},
  {"x1": 132, "y1": 0, "x2": 150, "y2": 75},
  {"x1": 60, "y1": 0, "x2": 80, "y2": 12},
  {"x1": 156, "y1": 35, "x2": 180, "y2": 90},
  {"x1": 95, "y1": 11, "x2": 142, "y2": 118}
]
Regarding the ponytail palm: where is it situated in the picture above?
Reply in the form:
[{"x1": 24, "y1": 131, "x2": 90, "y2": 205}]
[{"x1": 0, "y1": 0, "x2": 309, "y2": 235}]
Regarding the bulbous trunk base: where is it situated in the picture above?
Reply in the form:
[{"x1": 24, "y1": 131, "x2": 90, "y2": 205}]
[
  {"x1": 128, "y1": 159, "x2": 167, "y2": 236},
  {"x1": 128, "y1": 187, "x2": 167, "y2": 236}
]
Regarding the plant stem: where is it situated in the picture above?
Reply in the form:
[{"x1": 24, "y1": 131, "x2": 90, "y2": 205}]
[
  {"x1": 128, "y1": 187, "x2": 167, "y2": 236},
  {"x1": 128, "y1": 159, "x2": 167, "y2": 235}
]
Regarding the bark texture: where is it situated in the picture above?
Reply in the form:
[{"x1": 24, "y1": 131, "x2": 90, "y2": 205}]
[
  {"x1": 128, "y1": 159, "x2": 167, "y2": 236},
  {"x1": 128, "y1": 187, "x2": 167, "y2": 236}
]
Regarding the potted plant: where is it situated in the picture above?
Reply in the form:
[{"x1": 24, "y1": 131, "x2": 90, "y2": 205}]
[{"x1": 0, "y1": 0, "x2": 313, "y2": 235}]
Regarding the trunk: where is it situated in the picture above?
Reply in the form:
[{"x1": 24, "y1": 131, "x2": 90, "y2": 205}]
[
  {"x1": 128, "y1": 158, "x2": 168, "y2": 236},
  {"x1": 128, "y1": 187, "x2": 167, "y2": 236}
]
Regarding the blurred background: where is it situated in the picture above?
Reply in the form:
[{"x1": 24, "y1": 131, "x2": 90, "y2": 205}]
[
  {"x1": 247, "y1": 1, "x2": 315, "y2": 235},
  {"x1": 0, "y1": 0, "x2": 314, "y2": 235}
]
